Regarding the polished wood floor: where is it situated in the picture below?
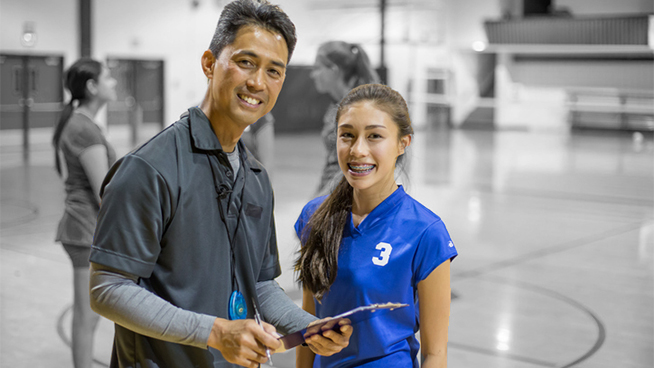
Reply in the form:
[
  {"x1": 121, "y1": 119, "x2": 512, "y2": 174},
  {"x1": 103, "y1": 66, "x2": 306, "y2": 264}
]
[{"x1": 1, "y1": 125, "x2": 652, "y2": 367}]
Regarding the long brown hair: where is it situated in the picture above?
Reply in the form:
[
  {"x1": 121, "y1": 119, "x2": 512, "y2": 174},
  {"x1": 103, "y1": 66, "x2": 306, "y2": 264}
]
[{"x1": 295, "y1": 84, "x2": 413, "y2": 300}]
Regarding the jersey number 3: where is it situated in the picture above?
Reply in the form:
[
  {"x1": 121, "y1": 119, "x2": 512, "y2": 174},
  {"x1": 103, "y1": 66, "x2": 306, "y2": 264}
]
[{"x1": 372, "y1": 242, "x2": 392, "y2": 266}]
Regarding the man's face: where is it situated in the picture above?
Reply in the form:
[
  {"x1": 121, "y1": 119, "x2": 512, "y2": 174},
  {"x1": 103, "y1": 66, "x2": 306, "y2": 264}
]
[{"x1": 207, "y1": 25, "x2": 288, "y2": 128}]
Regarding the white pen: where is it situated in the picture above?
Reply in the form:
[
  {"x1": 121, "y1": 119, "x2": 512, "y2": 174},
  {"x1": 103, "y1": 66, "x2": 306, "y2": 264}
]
[{"x1": 252, "y1": 298, "x2": 273, "y2": 365}]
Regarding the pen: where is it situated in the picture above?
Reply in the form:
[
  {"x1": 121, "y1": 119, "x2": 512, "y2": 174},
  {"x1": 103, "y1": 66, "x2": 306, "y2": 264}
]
[{"x1": 252, "y1": 298, "x2": 273, "y2": 365}]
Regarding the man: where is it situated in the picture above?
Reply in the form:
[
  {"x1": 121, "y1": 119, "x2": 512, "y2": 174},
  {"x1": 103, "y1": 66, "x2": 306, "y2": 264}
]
[{"x1": 89, "y1": 1, "x2": 352, "y2": 367}]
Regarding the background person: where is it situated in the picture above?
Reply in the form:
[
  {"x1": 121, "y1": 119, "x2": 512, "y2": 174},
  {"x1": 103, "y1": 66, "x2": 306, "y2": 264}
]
[
  {"x1": 52, "y1": 57, "x2": 117, "y2": 368},
  {"x1": 310, "y1": 41, "x2": 380, "y2": 196},
  {"x1": 295, "y1": 84, "x2": 458, "y2": 368},
  {"x1": 241, "y1": 112, "x2": 275, "y2": 169},
  {"x1": 88, "y1": 1, "x2": 351, "y2": 367}
]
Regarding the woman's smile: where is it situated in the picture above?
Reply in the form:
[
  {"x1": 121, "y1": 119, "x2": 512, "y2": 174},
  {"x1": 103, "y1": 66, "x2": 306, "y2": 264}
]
[{"x1": 347, "y1": 163, "x2": 376, "y2": 176}]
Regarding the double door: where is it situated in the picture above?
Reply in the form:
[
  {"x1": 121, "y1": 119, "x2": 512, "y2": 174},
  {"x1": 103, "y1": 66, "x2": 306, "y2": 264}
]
[
  {"x1": 106, "y1": 58, "x2": 164, "y2": 147},
  {"x1": 0, "y1": 54, "x2": 64, "y2": 159}
]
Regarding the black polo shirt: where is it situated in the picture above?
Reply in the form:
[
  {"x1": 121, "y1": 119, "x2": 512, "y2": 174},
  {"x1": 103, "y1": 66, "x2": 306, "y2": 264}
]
[{"x1": 90, "y1": 107, "x2": 281, "y2": 367}]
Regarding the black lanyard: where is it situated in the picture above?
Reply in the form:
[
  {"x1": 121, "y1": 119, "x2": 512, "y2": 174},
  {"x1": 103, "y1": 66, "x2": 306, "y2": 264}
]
[{"x1": 206, "y1": 152, "x2": 246, "y2": 293}]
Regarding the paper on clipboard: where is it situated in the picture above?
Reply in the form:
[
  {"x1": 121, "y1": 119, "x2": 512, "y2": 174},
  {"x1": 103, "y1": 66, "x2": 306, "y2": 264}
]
[{"x1": 278, "y1": 302, "x2": 408, "y2": 350}]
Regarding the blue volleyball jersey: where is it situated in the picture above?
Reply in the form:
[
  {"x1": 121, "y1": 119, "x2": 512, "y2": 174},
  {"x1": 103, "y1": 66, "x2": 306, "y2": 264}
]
[{"x1": 295, "y1": 186, "x2": 458, "y2": 368}]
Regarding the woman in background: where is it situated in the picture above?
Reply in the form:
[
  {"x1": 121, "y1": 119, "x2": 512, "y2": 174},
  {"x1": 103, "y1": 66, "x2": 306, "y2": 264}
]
[
  {"x1": 311, "y1": 41, "x2": 380, "y2": 196},
  {"x1": 52, "y1": 58, "x2": 117, "y2": 368},
  {"x1": 241, "y1": 112, "x2": 275, "y2": 169},
  {"x1": 295, "y1": 84, "x2": 457, "y2": 368}
]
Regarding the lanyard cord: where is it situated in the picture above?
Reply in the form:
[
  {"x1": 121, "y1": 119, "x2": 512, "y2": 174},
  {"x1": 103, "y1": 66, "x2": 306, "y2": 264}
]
[{"x1": 206, "y1": 153, "x2": 245, "y2": 292}]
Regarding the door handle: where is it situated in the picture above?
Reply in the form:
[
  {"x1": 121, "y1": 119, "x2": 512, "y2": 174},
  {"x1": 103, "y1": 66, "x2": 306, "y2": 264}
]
[{"x1": 125, "y1": 96, "x2": 135, "y2": 108}]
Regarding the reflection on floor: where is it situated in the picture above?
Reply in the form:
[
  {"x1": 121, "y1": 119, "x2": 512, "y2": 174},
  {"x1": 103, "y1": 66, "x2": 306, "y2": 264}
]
[{"x1": 1, "y1": 125, "x2": 652, "y2": 367}]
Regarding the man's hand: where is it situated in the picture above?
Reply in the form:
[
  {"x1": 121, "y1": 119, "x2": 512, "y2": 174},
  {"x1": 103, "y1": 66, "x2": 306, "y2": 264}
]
[
  {"x1": 207, "y1": 318, "x2": 281, "y2": 368},
  {"x1": 304, "y1": 319, "x2": 353, "y2": 356}
]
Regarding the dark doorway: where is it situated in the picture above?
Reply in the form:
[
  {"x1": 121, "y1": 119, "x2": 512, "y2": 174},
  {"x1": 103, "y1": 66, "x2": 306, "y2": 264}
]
[
  {"x1": 0, "y1": 53, "x2": 64, "y2": 159},
  {"x1": 270, "y1": 65, "x2": 332, "y2": 133},
  {"x1": 106, "y1": 58, "x2": 164, "y2": 147}
]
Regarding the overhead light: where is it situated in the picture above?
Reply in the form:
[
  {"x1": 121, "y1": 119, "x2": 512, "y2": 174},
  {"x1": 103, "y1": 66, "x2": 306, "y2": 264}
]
[
  {"x1": 472, "y1": 41, "x2": 487, "y2": 52},
  {"x1": 21, "y1": 21, "x2": 37, "y2": 48}
]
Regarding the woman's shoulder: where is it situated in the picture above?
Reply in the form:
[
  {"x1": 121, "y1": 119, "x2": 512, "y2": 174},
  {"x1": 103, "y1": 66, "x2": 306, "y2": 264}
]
[
  {"x1": 301, "y1": 195, "x2": 328, "y2": 217},
  {"x1": 398, "y1": 191, "x2": 444, "y2": 226},
  {"x1": 63, "y1": 113, "x2": 98, "y2": 134},
  {"x1": 294, "y1": 195, "x2": 329, "y2": 238},
  {"x1": 398, "y1": 193, "x2": 456, "y2": 257},
  {"x1": 60, "y1": 113, "x2": 104, "y2": 148}
]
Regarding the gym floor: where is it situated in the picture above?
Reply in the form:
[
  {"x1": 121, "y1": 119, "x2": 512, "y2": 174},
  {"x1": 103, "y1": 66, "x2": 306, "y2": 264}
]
[{"x1": 1, "y1": 123, "x2": 652, "y2": 367}]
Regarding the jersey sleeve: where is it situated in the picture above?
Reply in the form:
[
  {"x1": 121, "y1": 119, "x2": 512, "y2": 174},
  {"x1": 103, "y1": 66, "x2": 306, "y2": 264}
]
[
  {"x1": 294, "y1": 206, "x2": 309, "y2": 243},
  {"x1": 63, "y1": 118, "x2": 104, "y2": 157},
  {"x1": 413, "y1": 220, "x2": 458, "y2": 284},
  {"x1": 294, "y1": 196, "x2": 327, "y2": 244},
  {"x1": 90, "y1": 154, "x2": 173, "y2": 278}
]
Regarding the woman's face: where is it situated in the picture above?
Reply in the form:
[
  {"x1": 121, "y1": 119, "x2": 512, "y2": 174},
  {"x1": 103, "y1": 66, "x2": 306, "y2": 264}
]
[
  {"x1": 94, "y1": 67, "x2": 118, "y2": 103},
  {"x1": 336, "y1": 101, "x2": 410, "y2": 196}
]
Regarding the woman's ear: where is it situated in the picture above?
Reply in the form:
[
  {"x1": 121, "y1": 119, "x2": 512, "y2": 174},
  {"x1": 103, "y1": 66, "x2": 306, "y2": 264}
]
[
  {"x1": 201, "y1": 50, "x2": 216, "y2": 79},
  {"x1": 399, "y1": 135, "x2": 412, "y2": 155},
  {"x1": 86, "y1": 79, "x2": 98, "y2": 97}
]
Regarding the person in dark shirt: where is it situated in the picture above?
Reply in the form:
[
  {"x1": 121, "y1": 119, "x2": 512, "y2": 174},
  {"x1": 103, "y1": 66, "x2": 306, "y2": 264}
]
[{"x1": 88, "y1": 1, "x2": 351, "y2": 367}]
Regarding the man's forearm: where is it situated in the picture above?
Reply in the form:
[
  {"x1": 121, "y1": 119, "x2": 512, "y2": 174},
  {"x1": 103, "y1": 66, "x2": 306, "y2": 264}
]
[
  {"x1": 89, "y1": 263, "x2": 216, "y2": 348},
  {"x1": 256, "y1": 280, "x2": 317, "y2": 335}
]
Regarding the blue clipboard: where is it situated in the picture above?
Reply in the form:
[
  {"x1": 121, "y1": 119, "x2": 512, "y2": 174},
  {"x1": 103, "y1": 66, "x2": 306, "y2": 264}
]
[{"x1": 279, "y1": 302, "x2": 409, "y2": 350}]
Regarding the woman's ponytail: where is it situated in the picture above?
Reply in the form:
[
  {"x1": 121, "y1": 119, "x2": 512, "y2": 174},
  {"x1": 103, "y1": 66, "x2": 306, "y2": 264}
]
[
  {"x1": 351, "y1": 44, "x2": 380, "y2": 86},
  {"x1": 52, "y1": 99, "x2": 76, "y2": 176},
  {"x1": 295, "y1": 177, "x2": 353, "y2": 301}
]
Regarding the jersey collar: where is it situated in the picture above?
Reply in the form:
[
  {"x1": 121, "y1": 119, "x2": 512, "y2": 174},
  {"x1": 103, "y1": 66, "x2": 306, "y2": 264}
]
[{"x1": 348, "y1": 185, "x2": 406, "y2": 236}]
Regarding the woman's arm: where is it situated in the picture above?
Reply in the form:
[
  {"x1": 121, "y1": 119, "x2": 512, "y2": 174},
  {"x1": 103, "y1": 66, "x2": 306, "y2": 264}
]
[
  {"x1": 418, "y1": 260, "x2": 451, "y2": 368},
  {"x1": 296, "y1": 288, "x2": 317, "y2": 368},
  {"x1": 79, "y1": 144, "x2": 109, "y2": 204}
]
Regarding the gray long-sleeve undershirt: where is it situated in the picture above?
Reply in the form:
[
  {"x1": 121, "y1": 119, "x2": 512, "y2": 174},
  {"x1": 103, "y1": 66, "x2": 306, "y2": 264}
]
[{"x1": 90, "y1": 263, "x2": 316, "y2": 349}]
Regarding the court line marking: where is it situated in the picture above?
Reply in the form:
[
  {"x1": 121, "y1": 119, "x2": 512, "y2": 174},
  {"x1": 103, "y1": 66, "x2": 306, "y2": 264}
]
[
  {"x1": 449, "y1": 223, "x2": 634, "y2": 367},
  {"x1": 501, "y1": 186, "x2": 653, "y2": 208},
  {"x1": 442, "y1": 181, "x2": 654, "y2": 208},
  {"x1": 0, "y1": 199, "x2": 39, "y2": 229},
  {"x1": 452, "y1": 221, "x2": 643, "y2": 280},
  {"x1": 449, "y1": 276, "x2": 606, "y2": 367},
  {"x1": 491, "y1": 276, "x2": 606, "y2": 368},
  {"x1": 448, "y1": 341, "x2": 557, "y2": 367}
]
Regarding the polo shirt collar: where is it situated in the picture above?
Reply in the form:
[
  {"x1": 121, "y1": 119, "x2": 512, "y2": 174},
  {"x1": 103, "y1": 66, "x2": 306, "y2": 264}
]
[
  {"x1": 186, "y1": 107, "x2": 262, "y2": 172},
  {"x1": 188, "y1": 107, "x2": 224, "y2": 151}
]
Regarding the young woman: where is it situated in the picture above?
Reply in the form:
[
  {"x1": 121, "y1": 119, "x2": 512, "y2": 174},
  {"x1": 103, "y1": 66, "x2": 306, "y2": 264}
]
[
  {"x1": 310, "y1": 41, "x2": 380, "y2": 196},
  {"x1": 52, "y1": 58, "x2": 117, "y2": 368},
  {"x1": 295, "y1": 84, "x2": 458, "y2": 368}
]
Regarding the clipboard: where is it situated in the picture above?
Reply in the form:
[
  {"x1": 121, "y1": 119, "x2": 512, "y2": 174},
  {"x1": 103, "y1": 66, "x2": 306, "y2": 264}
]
[{"x1": 279, "y1": 302, "x2": 408, "y2": 350}]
